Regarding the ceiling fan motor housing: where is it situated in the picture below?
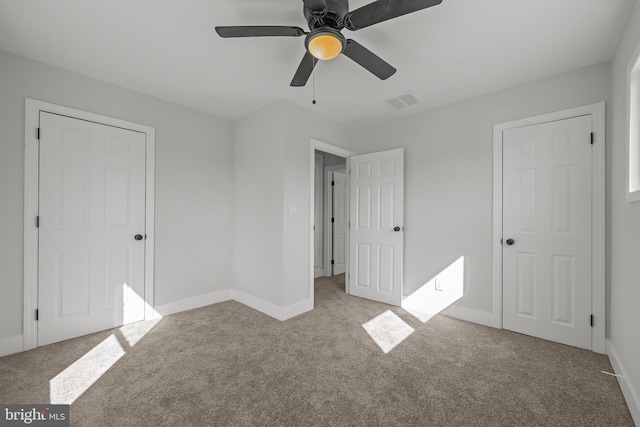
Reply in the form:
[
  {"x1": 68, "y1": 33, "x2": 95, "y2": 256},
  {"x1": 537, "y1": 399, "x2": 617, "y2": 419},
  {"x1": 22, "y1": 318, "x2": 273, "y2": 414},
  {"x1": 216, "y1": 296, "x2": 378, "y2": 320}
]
[{"x1": 304, "y1": 0, "x2": 350, "y2": 30}]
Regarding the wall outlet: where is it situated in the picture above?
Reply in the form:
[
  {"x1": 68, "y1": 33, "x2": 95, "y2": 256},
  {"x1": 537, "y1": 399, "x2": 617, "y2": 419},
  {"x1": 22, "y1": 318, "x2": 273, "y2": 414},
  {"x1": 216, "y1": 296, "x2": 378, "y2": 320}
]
[{"x1": 435, "y1": 278, "x2": 443, "y2": 292}]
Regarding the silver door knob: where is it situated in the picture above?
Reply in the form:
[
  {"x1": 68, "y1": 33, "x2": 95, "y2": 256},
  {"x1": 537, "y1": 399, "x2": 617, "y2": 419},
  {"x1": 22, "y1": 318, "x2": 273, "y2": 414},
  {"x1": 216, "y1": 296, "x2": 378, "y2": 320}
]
[
  {"x1": 134, "y1": 234, "x2": 143, "y2": 241},
  {"x1": 505, "y1": 238, "x2": 515, "y2": 246},
  {"x1": 393, "y1": 226, "x2": 401, "y2": 232}
]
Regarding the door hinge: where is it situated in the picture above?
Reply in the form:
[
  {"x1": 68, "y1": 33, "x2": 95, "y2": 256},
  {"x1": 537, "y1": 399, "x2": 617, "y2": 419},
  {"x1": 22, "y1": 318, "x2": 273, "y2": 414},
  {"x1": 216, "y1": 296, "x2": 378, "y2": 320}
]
[
  {"x1": 35, "y1": 309, "x2": 39, "y2": 321},
  {"x1": 331, "y1": 260, "x2": 335, "y2": 265},
  {"x1": 36, "y1": 128, "x2": 40, "y2": 140},
  {"x1": 590, "y1": 315, "x2": 594, "y2": 327},
  {"x1": 331, "y1": 181, "x2": 335, "y2": 186},
  {"x1": 331, "y1": 217, "x2": 335, "y2": 223},
  {"x1": 36, "y1": 216, "x2": 39, "y2": 228},
  {"x1": 590, "y1": 132, "x2": 594, "y2": 145}
]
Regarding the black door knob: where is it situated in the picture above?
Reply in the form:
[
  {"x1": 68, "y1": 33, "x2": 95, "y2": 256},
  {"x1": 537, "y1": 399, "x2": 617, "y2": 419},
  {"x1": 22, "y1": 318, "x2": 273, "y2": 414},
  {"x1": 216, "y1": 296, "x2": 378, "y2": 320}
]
[
  {"x1": 393, "y1": 226, "x2": 401, "y2": 232},
  {"x1": 134, "y1": 234, "x2": 143, "y2": 241},
  {"x1": 505, "y1": 238, "x2": 515, "y2": 246}
]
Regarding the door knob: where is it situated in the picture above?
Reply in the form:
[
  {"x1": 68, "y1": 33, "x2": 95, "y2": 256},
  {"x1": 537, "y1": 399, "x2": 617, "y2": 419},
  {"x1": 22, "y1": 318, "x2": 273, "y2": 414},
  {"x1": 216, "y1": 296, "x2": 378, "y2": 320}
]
[
  {"x1": 393, "y1": 226, "x2": 401, "y2": 232},
  {"x1": 505, "y1": 238, "x2": 515, "y2": 246},
  {"x1": 134, "y1": 234, "x2": 143, "y2": 241}
]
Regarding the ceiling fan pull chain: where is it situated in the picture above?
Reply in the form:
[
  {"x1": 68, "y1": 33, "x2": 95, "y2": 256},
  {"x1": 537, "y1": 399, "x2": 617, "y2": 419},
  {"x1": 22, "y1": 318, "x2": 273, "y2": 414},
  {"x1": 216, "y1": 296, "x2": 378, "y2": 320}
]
[{"x1": 312, "y1": 58, "x2": 317, "y2": 105}]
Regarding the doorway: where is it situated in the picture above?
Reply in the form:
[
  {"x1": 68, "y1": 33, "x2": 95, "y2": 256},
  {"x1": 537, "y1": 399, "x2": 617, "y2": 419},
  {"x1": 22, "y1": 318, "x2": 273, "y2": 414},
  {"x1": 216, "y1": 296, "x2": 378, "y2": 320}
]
[
  {"x1": 23, "y1": 99, "x2": 156, "y2": 351},
  {"x1": 309, "y1": 140, "x2": 406, "y2": 308},
  {"x1": 492, "y1": 102, "x2": 605, "y2": 353},
  {"x1": 309, "y1": 140, "x2": 354, "y2": 303},
  {"x1": 313, "y1": 150, "x2": 348, "y2": 279}
]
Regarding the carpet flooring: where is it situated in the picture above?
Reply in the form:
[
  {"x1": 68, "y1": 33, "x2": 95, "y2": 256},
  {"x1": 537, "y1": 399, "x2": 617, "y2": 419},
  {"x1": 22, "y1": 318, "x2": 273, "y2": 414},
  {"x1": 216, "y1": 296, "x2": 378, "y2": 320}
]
[{"x1": 0, "y1": 275, "x2": 634, "y2": 426}]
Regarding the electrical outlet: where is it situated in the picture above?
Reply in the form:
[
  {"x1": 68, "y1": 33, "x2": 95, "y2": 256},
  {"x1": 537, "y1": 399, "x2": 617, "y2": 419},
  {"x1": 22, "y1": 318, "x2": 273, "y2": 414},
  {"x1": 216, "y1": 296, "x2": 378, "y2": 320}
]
[{"x1": 435, "y1": 278, "x2": 443, "y2": 292}]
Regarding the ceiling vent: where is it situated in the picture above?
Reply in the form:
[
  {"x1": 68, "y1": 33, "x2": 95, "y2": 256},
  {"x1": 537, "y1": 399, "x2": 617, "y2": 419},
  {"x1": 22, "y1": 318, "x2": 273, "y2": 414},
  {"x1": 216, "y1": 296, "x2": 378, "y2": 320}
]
[{"x1": 383, "y1": 91, "x2": 420, "y2": 110}]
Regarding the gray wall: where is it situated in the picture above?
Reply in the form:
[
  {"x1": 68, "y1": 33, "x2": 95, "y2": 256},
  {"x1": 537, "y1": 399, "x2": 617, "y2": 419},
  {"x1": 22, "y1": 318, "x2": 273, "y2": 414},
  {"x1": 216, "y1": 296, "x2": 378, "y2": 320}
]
[
  {"x1": 232, "y1": 100, "x2": 350, "y2": 309},
  {"x1": 344, "y1": 62, "x2": 612, "y2": 318},
  {"x1": 232, "y1": 104, "x2": 285, "y2": 306},
  {"x1": 610, "y1": 0, "x2": 640, "y2": 420},
  {"x1": 0, "y1": 50, "x2": 233, "y2": 343}
]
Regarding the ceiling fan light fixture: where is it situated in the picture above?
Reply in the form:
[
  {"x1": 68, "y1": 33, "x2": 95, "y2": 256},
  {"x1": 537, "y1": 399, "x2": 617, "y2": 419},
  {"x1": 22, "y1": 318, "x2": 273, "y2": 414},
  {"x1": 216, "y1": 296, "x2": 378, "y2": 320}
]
[{"x1": 306, "y1": 29, "x2": 345, "y2": 61}]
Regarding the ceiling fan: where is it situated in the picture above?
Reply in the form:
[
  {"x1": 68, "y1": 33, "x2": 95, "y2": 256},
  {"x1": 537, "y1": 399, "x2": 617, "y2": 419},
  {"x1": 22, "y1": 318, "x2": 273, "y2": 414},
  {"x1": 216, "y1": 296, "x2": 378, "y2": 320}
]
[{"x1": 215, "y1": 0, "x2": 443, "y2": 87}]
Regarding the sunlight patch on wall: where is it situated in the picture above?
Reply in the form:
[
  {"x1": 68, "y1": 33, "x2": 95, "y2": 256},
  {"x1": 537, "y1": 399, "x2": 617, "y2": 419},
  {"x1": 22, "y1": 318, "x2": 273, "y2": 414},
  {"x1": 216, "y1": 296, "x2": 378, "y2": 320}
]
[
  {"x1": 120, "y1": 283, "x2": 161, "y2": 346},
  {"x1": 50, "y1": 335, "x2": 125, "y2": 404},
  {"x1": 402, "y1": 256, "x2": 465, "y2": 323},
  {"x1": 362, "y1": 310, "x2": 414, "y2": 354}
]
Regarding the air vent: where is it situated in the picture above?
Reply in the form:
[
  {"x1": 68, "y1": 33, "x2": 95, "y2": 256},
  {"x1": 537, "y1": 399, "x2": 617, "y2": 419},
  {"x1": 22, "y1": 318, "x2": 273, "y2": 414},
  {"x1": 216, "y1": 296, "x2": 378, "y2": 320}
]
[{"x1": 383, "y1": 91, "x2": 420, "y2": 110}]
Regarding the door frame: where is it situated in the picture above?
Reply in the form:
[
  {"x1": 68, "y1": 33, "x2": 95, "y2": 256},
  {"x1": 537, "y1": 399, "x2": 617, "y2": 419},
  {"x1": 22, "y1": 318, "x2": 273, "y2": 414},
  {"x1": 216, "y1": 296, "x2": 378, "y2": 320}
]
[
  {"x1": 492, "y1": 102, "x2": 605, "y2": 353},
  {"x1": 324, "y1": 165, "x2": 347, "y2": 278},
  {"x1": 23, "y1": 98, "x2": 156, "y2": 351},
  {"x1": 309, "y1": 139, "x2": 354, "y2": 303}
]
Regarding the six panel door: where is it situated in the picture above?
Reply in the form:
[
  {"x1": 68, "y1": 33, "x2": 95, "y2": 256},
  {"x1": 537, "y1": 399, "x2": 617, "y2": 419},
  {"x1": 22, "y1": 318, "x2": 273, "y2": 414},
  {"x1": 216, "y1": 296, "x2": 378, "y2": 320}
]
[
  {"x1": 502, "y1": 115, "x2": 592, "y2": 350},
  {"x1": 349, "y1": 148, "x2": 404, "y2": 306},
  {"x1": 38, "y1": 112, "x2": 146, "y2": 346}
]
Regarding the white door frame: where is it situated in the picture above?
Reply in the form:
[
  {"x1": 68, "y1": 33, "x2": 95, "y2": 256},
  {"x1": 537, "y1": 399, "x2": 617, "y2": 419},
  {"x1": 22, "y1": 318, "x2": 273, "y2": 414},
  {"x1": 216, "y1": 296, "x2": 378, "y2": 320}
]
[
  {"x1": 492, "y1": 102, "x2": 605, "y2": 353},
  {"x1": 324, "y1": 165, "x2": 347, "y2": 278},
  {"x1": 23, "y1": 98, "x2": 156, "y2": 351},
  {"x1": 309, "y1": 139, "x2": 354, "y2": 303}
]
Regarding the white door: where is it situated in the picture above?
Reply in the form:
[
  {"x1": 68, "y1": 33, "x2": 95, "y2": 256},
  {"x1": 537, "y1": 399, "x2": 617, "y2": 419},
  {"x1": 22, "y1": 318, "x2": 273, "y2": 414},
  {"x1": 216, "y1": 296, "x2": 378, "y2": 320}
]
[
  {"x1": 349, "y1": 149, "x2": 404, "y2": 305},
  {"x1": 332, "y1": 170, "x2": 347, "y2": 275},
  {"x1": 38, "y1": 112, "x2": 147, "y2": 346},
  {"x1": 502, "y1": 115, "x2": 592, "y2": 350}
]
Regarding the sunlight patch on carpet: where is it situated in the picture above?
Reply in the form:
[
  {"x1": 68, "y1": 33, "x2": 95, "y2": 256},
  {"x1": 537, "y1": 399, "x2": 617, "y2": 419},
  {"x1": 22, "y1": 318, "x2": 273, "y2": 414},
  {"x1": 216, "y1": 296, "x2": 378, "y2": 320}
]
[
  {"x1": 119, "y1": 318, "x2": 160, "y2": 347},
  {"x1": 50, "y1": 335, "x2": 125, "y2": 404},
  {"x1": 362, "y1": 310, "x2": 414, "y2": 353}
]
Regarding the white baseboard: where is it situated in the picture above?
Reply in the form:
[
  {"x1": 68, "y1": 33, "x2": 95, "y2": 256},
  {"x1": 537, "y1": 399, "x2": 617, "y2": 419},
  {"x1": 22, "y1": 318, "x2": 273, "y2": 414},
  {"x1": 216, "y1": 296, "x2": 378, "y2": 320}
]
[
  {"x1": 154, "y1": 289, "x2": 232, "y2": 317},
  {"x1": 440, "y1": 305, "x2": 496, "y2": 328},
  {"x1": 0, "y1": 335, "x2": 24, "y2": 357},
  {"x1": 282, "y1": 298, "x2": 313, "y2": 320},
  {"x1": 607, "y1": 339, "x2": 640, "y2": 425},
  {"x1": 232, "y1": 290, "x2": 313, "y2": 321},
  {"x1": 232, "y1": 289, "x2": 284, "y2": 320}
]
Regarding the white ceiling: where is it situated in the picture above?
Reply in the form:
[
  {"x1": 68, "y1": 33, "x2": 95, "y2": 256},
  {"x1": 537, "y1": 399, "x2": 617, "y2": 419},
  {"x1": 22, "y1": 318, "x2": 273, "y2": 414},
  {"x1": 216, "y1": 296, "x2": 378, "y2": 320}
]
[{"x1": 0, "y1": 0, "x2": 634, "y2": 128}]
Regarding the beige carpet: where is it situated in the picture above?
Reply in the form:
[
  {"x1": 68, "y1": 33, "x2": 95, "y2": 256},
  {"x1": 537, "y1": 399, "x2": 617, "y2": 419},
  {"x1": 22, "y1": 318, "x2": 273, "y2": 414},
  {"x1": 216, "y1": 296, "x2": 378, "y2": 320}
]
[{"x1": 0, "y1": 275, "x2": 634, "y2": 426}]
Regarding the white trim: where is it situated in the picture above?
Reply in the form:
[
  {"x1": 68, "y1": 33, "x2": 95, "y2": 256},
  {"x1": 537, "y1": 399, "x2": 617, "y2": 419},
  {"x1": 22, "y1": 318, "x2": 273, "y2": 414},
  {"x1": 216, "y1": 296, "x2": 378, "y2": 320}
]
[
  {"x1": 0, "y1": 335, "x2": 25, "y2": 357},
  {"x1": 492, "y1": 102, "x2": 606, "y2": 353},
  {"x1": 309, "y1": 139, "x2": 354, "y2": 307},
  {"x1": 23, "y1": 98, "x2": 156, "y2": 352},
  {"x1": 440, "y1": 306, "x2": 495, "y2": 328},
  {"x1": 232, "y1": 289, "x2": 285, "y2": 321},
  {"x1": 153, "y1": 290, "x2": 232, "y2": 317},
  {"x1": 626, "y1": 38, "x2": 640, "y2": 203},
  {"x1": 607, "y1": 340, "x2": 640, "y2": 425},
  {"x1": 282, "y1": 298, "x2": 314, "y2": 321}
]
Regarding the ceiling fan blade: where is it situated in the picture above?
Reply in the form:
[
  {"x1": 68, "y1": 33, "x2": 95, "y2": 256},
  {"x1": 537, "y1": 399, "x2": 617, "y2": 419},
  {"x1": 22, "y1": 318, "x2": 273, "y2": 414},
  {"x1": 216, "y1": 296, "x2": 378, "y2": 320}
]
[
  {"x1": 290, "y1": 52, "x2": 317, "y2": 87},
  {"x1": 342, "y1": 39, "x2": 396, "y2": 80},
  {"x1": 344, "y1": 0, "x2": 443, "y2": 31},
  {"x1": 215, "y1": 26, "x2": 306, "y2": 38},
  {"x1": 303, "y1": 0, "x2": 328, "y2": 13}
]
